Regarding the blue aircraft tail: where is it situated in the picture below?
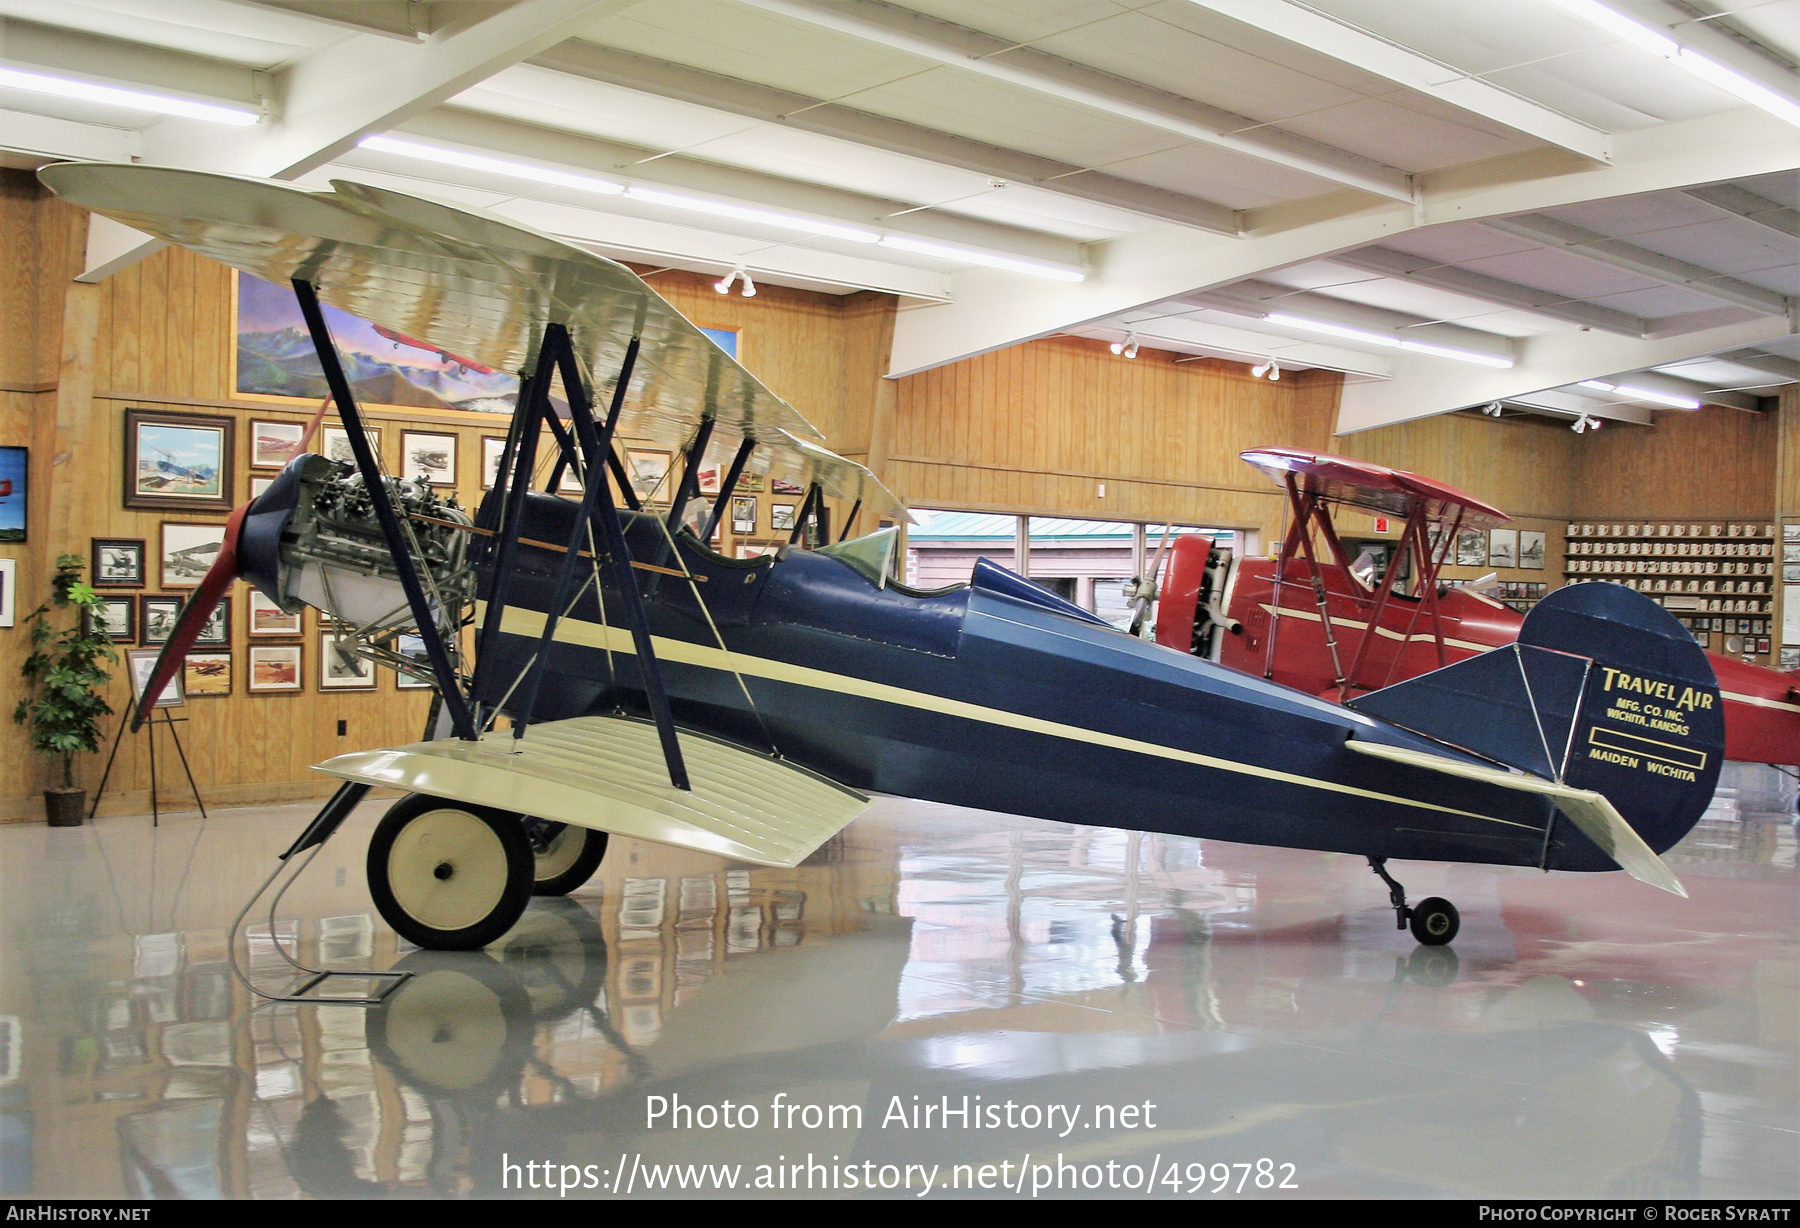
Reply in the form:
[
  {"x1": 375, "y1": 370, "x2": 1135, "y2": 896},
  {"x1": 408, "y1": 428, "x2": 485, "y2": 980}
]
[{"x1": 1348, "y1": 584, "x2": 1723, "y2": 871}]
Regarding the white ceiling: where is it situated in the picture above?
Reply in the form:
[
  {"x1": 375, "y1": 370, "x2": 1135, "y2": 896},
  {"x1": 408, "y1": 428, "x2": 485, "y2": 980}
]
[{"x1": 0, "y1": 0, "x2": 1796, "y2": 430}]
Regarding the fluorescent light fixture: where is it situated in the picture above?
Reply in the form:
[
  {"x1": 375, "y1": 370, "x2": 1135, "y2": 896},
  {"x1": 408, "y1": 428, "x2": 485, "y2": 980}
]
[
  {"x1": 876, "y1": 234, "x2": 1085, "y2": 282},
  {"x1": 359, "y1": 135, "x2": 624, "y2": 195},
  {"x1": 624, "y1": 186, "x2": 880, "y2": 243},
  {"x1": 1577, "y1": 379, "x2": 1701, "y2": 410},
  {"x1": 0, "y1": 66, "x2": 260, "y2": 125},
  {"x1": 1546, "y1": 0, "x2": 1800, "y2": 128},
  {"x1": 1265, "y1": 312, "x2": 1513, "y2": 367}
]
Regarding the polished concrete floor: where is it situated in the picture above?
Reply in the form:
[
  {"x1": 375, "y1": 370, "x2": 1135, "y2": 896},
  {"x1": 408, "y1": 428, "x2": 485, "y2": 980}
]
[{"x1": 0, "y1": 768, "x2": 1794, "y2": 1200}]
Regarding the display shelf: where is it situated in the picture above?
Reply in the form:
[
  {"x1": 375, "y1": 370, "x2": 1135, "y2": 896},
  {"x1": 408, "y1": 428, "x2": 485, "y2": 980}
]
[{"x1": 1564, "y1": 520, "x2": 1774, "y2": 658}]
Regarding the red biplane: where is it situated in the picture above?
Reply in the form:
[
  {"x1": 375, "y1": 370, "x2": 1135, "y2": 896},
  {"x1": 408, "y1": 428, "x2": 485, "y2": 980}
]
[{"x1": 1152, "y1": 447, "x2": 1800, "y2": 767}]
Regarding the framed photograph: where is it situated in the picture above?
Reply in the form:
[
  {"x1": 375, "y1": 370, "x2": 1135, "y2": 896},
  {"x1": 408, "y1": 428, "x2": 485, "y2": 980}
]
[
  {"x1": 770, "y1": 476, "x2": 804, "y2": 496},
  {"x1": 321, "y1": 425, "x2": 382, "y2": 468},
  {"x1": 86, "y1": 595, "x2": 136, "y2": 642},
  {"x1": 481, "y1": 436, "x2": 509, "y2": 489},
  {"x1": 1454, "y1": 528, "x2": 1485, "y2": 568},
  {"x1": 1488, "y1": 528, "x2": 1518, "y2": 569},
  {"x1": 770, "y1": 502, "x2": 797, "y2": 532},
  {"x1": 161, "y1": 522, "x2": 228, "y2": 589},
  {"x1": 395, "y1": 633, "x2": 432, "y2": 689},
  {"x1": 250, "y1": 420, "x2": 306, "y2": 469},
  {"x1": 625, "y1": 449, "x2": 671, "y2": 503},
  {"x1": 140, "y1": 596, "x2": 184, "y2": 646},
  {"x1": 1518, "y1": 530, "x2": 1546, "y2": 570},
  {"x1": 401, "y1": 431, "x2": 458, "y2": 486},
  {"x1": 739, "y1": 473, "x2": 763, "y2": 493},
  {"x1": 126, "y1": 648, "x2": 182, "y2": 708},
  {"x1": 695, "y1": 461, "x2": 721, "y2": 495},
  {"x1": 183, "y1": 652, "x2": 232, "y2": 698},
  {"x1": 247, "y1": 590, "x2": 302, "y2": 637},
  {"x1": 730, "y1": 495, "x2": 757, "y2": 535},
  {"x1": 1784, "y1": 523, "x2": 1800, "y2": 543},
  {"x1": 0, "y1": 445, "x2": 25, "y2": 542},
  {"x1": 248, "y1": 644, "x2": 303, "y2": 693},
  {"x1": 0, "y1": 557, "x2": 12, "y2": 628},
  {"x1": 92, "y1": 538, "x2": 145, "y2": 588},
  {"x1": 249, "y1": 476, "x2": 277, "y2": 499},
  {"x1": 320, "y1": 631, "x2": 376, "y2": 690},
  {"x1": 194, "y1": 597, "x2": 229, "y2": 647},
  {"x1": 125, "y1": 410, "x2": 234, "y2": 512},
  {"x1": 735, "y1": 544, "x2": 777, "y2": 560}
]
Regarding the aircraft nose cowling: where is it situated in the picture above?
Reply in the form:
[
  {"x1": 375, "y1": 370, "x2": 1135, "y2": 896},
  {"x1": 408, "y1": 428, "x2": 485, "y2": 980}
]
[{"x1": 237, "y1": 453, "x2": 311, "y2": 606}]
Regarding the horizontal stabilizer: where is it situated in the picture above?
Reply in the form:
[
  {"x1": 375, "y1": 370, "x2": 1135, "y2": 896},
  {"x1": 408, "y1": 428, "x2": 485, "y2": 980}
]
[
  {"x1": 315, "y1": 715, "x2": 868, "y2": 868},
  {"x1": 1347, "y1": 740, "x2": 1686, "y2": 896}
]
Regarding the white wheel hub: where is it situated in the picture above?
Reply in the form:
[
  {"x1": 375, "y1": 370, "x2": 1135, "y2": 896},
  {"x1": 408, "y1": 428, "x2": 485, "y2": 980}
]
[
  {"x1": 533, "y1": 824, "x2": 586, "y2": 882},
  {"x1": 387, "y1": 807, "x2": 510, "y2": 933}
]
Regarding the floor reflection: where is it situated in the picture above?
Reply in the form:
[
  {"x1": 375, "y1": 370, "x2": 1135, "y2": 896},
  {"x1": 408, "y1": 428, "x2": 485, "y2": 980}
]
[{"x1": 1, "y1": 767, "x2": 1793, "y2": 1199}]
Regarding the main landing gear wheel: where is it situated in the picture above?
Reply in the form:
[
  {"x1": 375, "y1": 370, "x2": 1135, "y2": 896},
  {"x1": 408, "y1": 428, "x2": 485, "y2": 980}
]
[
  {"x1": 368, "y1": 795, "x2": 534, "y2": 951},
  {"x1": 1368, "y1": 857, "x2": 1460, "y2": 948},
  {"x1": 526, "y1": 819, "x2": 608, "y2": 897},
  {"x1": 1409, "y1": 897, "x2": 1460, "y2": 946}
]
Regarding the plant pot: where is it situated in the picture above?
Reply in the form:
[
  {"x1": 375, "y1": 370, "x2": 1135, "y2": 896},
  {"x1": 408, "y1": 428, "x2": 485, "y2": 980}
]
[{"x1": 44, "y1": 788, "x2": 86, "y2": 827}]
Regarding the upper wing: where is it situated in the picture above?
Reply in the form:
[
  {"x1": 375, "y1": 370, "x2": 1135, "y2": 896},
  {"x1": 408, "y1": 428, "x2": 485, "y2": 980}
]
[
  {"x1": 38, "y1": 162, "x2": 907, "y2": 522},
  {"x1": 1345, "y1": 739, "x2": 1686, "y2": 897}
]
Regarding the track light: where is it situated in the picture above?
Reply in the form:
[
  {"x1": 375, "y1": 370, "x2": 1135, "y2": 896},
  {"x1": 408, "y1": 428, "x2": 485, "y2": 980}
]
[
  {"x1": 1571, "y1": 413, "x2": 1603, "y2": 434},
  {"x1": 0, "y1": 67, "x2": 261, "y2": 125},
  {"x1": 739, "y1": 270, "x2": 756, "y2": 298},
  {"x1": 713, "y1": 267, "x2": 755, "y2": 296},
  {"x1": 1266, "y1": 361, "x2": 1279, "y2": 381},
  {"x1": 1483, "y1": 402, "x2": 1504, "y2": 417},
  {"x1": 1252, "y1": 360, "x2": 1269, "y2": 377},
  {"x1": 1109, "y1": 333, "x2": 1139, "y2": 359},
  {"x1": 715, "y1": 269, "x2": 738, "y2": 294}
]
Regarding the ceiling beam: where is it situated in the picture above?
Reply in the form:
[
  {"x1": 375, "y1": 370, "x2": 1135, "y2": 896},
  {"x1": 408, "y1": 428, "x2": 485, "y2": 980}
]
[
  {"x1": 1713, "y1": 347, "x2": 1800, "y2": 382},
  {"x1": 1084, "y1": 313, "x2": 1394, "y2": 378},
  {"x1": 1683, "y1": 183, "x2": 1800, "y2": 240},
  {"x1": 1483, "y1": 214, "x2": 1791, "y2": 317},
  {"x1": 1336, "y1": 313, "x2": 1792, "y2": 432},
  {"x1": 1331, "y1": 244, "x2": 1648, "y2": 337},
  {"x1": 530, "y1": 42, "x2": 1241, "y2": 235},
  {"x1": 1180, "y1": 279, "x2": 1518, "y2": 364},
  {"x1": 1588, "y1": 369, "x2": 1762, "y2": 412},
  {"x1": 729, "y1": 0, "x2": 1415, "y2": 201},
  {"x1": 1503, "y1": 390, "x2": 1654, "y2": 425},
  {"x1": 1608, "y1": 0, "x2": 1800, "y2": 116},
  {"x1": 1184, "y1": 0, "x2": 1611, "y2": 162}
]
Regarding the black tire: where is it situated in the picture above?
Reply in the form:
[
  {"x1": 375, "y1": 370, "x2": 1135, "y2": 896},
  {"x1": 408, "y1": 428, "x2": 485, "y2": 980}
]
[
  {"x1": 367, "y1": 795, "x2": 534, "y2": 951},
  {"x1": 527, "y1": 820, "x2": 608, "y2": 897},
  {"x1": 1409, "y1": 896, "x2": 1460, "y2": 946}
]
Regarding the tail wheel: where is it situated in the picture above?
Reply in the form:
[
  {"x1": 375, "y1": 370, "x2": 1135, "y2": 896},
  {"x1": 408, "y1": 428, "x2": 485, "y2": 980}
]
[
  {"x1": 1409, "y1": 897, "x2": 1460, "y2": 947},
  {"x1": 368, "y1": 795, "x2": 534, "y2": 950},
  {"x1": 527, "y1": 820, "x2": 609, "y2": 897}
]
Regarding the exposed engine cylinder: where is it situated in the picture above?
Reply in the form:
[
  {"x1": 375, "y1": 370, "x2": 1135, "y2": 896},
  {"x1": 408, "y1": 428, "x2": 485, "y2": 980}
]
[{"x1": 240, "y1": 453, "x2": 474, "y2": 633}]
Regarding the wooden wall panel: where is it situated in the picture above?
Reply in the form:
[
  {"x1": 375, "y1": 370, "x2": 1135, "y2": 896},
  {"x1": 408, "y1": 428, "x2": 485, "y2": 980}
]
[
  {"x1": 888, "y1": 336, "x2": 1342, "y2": 543},
  {"x1": 1572, "y1": 405, "x2": 1776, "y2": 520}
]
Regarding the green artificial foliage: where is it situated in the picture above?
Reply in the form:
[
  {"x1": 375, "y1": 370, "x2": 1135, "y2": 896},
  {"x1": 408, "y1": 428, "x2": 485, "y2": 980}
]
[{"x1": 13, "y1": 554, "x2": 118, "y2": 790}]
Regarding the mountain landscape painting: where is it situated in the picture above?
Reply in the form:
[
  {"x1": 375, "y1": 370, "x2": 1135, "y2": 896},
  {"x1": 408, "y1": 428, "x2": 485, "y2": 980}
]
[{"x1": 236, "y1": 272, "x2": 520, "y2": 413}]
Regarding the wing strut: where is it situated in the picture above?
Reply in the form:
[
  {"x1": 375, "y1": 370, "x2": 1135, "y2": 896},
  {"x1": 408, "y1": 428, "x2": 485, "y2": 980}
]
[{"x1": 291, "y1": 278, "x2": 477, "y2": 742}]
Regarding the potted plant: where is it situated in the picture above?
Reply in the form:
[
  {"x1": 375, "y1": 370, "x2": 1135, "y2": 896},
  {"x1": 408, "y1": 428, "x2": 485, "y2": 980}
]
[{"x1": 13, "y1": 554, "x2": 118, "y2": 826}]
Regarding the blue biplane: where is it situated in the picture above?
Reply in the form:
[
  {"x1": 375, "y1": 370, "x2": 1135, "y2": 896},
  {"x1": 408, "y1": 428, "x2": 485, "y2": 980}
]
[{"x1": 41, "y1": 164, "x2": 1721, "y2": 987}]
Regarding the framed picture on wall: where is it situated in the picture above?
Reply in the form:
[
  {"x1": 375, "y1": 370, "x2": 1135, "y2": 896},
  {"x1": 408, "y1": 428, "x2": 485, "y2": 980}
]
[
  {"x1": 395, "y1": 633, "x2": 432, "y2": 689},
  {"x1": 194, "y1": 597, "x2": 230, "y2": 647},
  {"x1": 247, "y1": 590, "x2": 302, "y2": 637},
  {"x1": 126, "y1": 648, "x2": 182, "y2": 707},
  {"x1": 183, "y1": 652, "x2": 232, "y2": 698},
  {"x1": 140, "y1": 596, "x2": 183, "y2": 646},
  {"x1": 1488, "y1": 528, "x2": 1518, "y2": 569},
  {"x1": 124, "y1": 410, "x2": 234, "y2": 512},
  {"x1": 249, "y1": 476, "x2": 277, "y2": 499},
  {"x1": 0, "y1": 557, "x2": 13, "y2": 628},
  {"x1": 249, "y1": 644, "x2": 303, "y2": 693},
  {"x1": 250, "y1": 420, "x2": 306, "y2": 469},
  {"x1": 770, "y1": 503, "x2": 797, "y2": 532},
  {"x1": 730, "y1": 496, "x2": 757, "y2": 535},
  {"x1": 92, "y1": 538, "x2": 145, "y2": 587},
  {"x1": 695, "y1": 462, "x2": 721, "y2": 495},
  {"x1": 1454, "y1": 529, "x2": 1485, "y2": 567},
  {"x1": 85, "y1": 595, "x2": 136, "y2": 642},
  {"x1": 1518, "y1": 530, "x2": 1546, "y2": 570},
  {"x1": 321, "y1": 425, "x2": 381, "y2": 468},
  {"x1": 320, "y1": 631, "x2": 376, "y2": 690},
  {"x1": 401, "y1": 431, "x2": 458, "y2": 486},
  {"x1": 625, "y1": 449, "x2": 671, "y2": 503},
  {"x1": 161, "y1": 522, "x2": 228, "y2": 589},
  {"x1": 481, "y1": 436, "x2": 509, "y2": 489},
  {"x1": 739, "y1": 473, "x2": 763, "y2": 493},
  {"x1": 770, "y1": 477, "x2": 804, "y2": 496},
  {"x1": 0, "y1": 445, "x2": 25, "y2": 542}
]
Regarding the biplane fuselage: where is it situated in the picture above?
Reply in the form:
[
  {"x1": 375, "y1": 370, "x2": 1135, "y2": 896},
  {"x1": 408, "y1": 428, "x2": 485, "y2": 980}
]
[{"x1": 471, "y1": 494, "x2": 1679, "y2": 877}]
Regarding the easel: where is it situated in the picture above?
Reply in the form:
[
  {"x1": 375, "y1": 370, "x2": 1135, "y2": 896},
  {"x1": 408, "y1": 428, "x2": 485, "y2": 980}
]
[{"x1": 90, "y1": 702, "x2": 207, "y2": 826}]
